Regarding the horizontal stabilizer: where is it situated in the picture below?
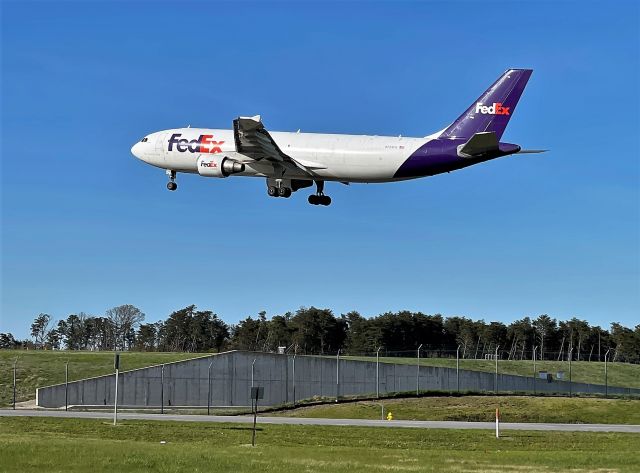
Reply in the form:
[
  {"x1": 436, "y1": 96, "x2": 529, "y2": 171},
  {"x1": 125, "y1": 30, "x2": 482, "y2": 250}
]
[
  {"x1": 517, "y1": 149, "x2": 549, "y2": 154},
  {"x1": 457, "y1": 131, "x2": 499, "y2": 157}
]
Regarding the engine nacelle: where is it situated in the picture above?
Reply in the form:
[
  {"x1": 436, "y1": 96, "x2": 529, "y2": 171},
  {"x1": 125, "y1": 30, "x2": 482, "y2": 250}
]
[{"x1": 197, "y1": 155, "x2": 245, "y2": 178}]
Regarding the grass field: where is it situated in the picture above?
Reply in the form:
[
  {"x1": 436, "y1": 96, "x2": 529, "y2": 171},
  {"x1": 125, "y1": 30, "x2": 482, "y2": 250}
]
[
  {"x1": 0, "y1": 350, "x2": 200, "y2": 407},
  {"x1": 346, "y1": 355, "x2": 640, "y2": 389},
  {"x1": 273, "y1": 395, "x2": 640, "y2": 424},
  {"x1": 1, "y1": 417, "x2": 639, "y2": 473}
]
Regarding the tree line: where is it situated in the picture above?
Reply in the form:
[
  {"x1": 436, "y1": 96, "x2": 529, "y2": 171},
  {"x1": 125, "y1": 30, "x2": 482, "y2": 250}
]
[{"x1": 1, "y1": 305, "x2": 639, "y2": 362}]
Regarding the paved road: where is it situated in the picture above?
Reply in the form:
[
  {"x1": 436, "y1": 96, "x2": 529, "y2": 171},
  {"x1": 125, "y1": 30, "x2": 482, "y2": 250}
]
[{"x1": 1, "y1": 409, "x2": 639, "y2": 433}]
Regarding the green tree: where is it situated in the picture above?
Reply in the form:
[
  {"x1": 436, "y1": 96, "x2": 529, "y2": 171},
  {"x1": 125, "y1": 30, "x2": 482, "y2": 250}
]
[{"x1": 30, "y1": 313, "x2": 53, "y2": 349}]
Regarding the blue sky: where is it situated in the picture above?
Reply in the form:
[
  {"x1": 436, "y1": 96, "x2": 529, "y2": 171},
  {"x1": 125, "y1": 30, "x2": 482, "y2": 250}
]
[{"x1": 1, "y1": 1, "x2": 638, "y2": 338}]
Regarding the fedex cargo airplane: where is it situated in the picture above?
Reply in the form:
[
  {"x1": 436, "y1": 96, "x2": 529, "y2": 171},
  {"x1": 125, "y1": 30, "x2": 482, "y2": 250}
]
[{"x1": 131, "y1": 69, "x2": 544, "y2": 206}]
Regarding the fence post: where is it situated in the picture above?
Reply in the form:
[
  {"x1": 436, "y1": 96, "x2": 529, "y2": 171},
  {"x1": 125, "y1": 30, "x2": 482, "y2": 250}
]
[
  {"x1": 113, "y1": 352, "x2": 120, "y2": 426},
  {"x1": 292, "y1": 347, "x2": 297, "y2": 407},
  {"x1": 604, "y1": 349, "x2": 611, "y2": 398},
  {"x1": 160, "y1": 364, "x2": 165, "y2": 414},
  {"x1": 12, "y1": 359, "x2": 17, "y2": 410},
  {"x1": 207, "y1": 360, "x2": 213, "y2": 415},
  {"x1": 456, "y1": 345, "x2": 461, "y2": 393},
  {"x1": 532, "y1": 345, "x2": 537, "y2": 395},
  {"x1": 251, "y1": 358, "x2": 256, "y2": 388},
  {"x1": 336, "y1": 349, "x2": 341, "y2": 403},
  {"x1": 416, "y1": 344, "x2": 423, "y2": 396},
  {"x1": 376, "y1": 347, "x2": 382, "y2": 399},
  {"x1": 494, "y1": 346, "x2": 500, "y2": 394},
  {"x1": 568, "y1": 347, "x2": 573, "y2": 397},
  {"x1": 65, "y1": 361, "x2": 69, "y2": 412}
]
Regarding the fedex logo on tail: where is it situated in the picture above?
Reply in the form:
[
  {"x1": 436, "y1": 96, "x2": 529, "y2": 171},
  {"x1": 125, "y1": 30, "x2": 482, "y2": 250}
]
[
  {"x1": 475, "y1": 102, "x2": 510, "y2": 115},
  {"x1": 168, "y1": 133, "x2": 225, "y2": 153}
]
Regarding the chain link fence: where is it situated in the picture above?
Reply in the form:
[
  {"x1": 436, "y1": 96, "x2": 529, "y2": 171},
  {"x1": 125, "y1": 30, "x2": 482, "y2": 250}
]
[{"x1": 22, "y1": 349, "x2": 639, "y2": 410}]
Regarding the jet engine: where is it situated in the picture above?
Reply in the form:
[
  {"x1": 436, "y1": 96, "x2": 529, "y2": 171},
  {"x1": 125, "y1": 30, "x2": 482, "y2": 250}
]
[{"x1": 197, "y1": 155, "x2": 245, "y2": 178}]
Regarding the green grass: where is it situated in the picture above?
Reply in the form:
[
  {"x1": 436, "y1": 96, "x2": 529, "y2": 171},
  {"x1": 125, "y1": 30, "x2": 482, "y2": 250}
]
[
  {"x1": 1, "y1": 417, "x2": 639, "y2": 473},
  {"x1": 273, "y1": 395, "x2": 640, "y2": 424},
  {"x1": 345, "y1": 355, "x2": 640, "y2": 389},
  {"x1": 0, "y1": 350, "x2": 201, "y2": 407}
]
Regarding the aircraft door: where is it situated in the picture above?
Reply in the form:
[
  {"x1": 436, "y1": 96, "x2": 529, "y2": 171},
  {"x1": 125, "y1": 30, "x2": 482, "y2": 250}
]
[
  {"x1": 155, "y1": 133, "x2": 166, "y2": 154},
  {"x1": 153, "y1": 133, "x2": 167, "y2": 163}
]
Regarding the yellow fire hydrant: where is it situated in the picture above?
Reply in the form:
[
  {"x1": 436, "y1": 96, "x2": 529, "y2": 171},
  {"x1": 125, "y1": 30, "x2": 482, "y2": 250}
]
[{"x1": 386, "y1": 411, "x2": 394, "y2": 421}]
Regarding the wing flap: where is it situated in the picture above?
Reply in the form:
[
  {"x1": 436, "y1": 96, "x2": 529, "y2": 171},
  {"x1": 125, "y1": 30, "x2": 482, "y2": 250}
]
[{"x1": 233, "y1": 115, "x2": 316, "y2": 176}]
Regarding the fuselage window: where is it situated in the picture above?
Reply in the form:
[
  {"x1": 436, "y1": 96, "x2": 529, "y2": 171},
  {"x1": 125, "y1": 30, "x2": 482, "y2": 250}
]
[{"x1": 141, "y1": 137, "x2": 148, "y2": 142}]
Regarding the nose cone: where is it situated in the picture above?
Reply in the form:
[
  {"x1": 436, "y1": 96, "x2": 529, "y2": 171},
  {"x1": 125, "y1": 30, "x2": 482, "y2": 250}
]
[{"x1": 131, "y1": 142, "x2": 143, "y2": 160}]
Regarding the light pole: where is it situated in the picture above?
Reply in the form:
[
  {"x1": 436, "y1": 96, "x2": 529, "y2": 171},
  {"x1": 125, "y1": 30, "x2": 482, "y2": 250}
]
[
  {"x1": 604, "y1": 349, "x2": 611, "y2": 397},
  {"x1": 376, "y1": 347, "x2": 382, "y2": 399},
  {"x1": 336, "y1": 349, "x2": 341, "y2": 403},
  {"x1": 207, "y1": 360, "x2": 214, "y2": 415},
  {"x1": 456, "y1": 345, "x2": 461, "y2": 393},
  {"x1": 568, "y1": 347, "x2": 574, "y2": 397},
  {"x1": 494, "y1": 345, "x2": 500, "y2": 394},
  {"x1": 416, "y1": 344, "x2": 423, "y2": 396},
  {"x1": 532, "y1": 345, "x2": 538, "y2": 395}
]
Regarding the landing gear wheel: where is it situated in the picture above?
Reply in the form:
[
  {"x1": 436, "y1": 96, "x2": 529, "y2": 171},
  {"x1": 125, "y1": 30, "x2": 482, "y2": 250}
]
[
  {"x1": 166, "y1": 170, "x2": 177, "y2": 191},
  {"x1": 267, "y1": 186, "x2": 279, "y2": 197},
  {"x1": 309, "y1": 180, "x2": 331, "y2": 206},
  {"x1": 278, "y1": 187, "x2": 292, "y2": 198}
]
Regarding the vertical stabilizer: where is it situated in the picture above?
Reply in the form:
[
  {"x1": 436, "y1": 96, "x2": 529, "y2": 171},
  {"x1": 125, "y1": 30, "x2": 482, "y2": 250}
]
[{"x1": 440, "y1": 69, "x2": 532, "y2": 140}]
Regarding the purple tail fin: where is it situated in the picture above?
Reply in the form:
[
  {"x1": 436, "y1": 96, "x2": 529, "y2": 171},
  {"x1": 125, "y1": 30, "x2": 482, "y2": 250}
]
[{"x1": 440, "y1": 69, "x2": 532, "y2": 140}]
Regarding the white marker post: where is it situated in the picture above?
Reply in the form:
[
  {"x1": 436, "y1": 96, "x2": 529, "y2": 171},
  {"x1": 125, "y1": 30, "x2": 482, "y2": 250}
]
[{"x1": 495, "y1": 407, "x2": 500, "y2": 439}]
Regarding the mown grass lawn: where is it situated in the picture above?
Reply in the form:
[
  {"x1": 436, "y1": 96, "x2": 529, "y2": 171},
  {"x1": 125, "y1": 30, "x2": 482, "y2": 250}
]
[
  {"x1": 272, "y1": 395, "x2": 640, "y2": 424},
  {"x1": 0, "y1": 350, "x2": 201, "y2": 406},
  {"x1": 1, "y1": 417, "x2": 639, "y2": 473},
  {"x1": 345, "y1": 355, "x2": 640, "y2": 389}
]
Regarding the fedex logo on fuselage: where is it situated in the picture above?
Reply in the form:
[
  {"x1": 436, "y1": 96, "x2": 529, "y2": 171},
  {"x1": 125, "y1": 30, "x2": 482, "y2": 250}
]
[
  {"x1": 475, "y1": 102, "x2": 510, "y2": 115},
  {"x1": 168, "y1": 133, "x2": 225, "y2": 153}
]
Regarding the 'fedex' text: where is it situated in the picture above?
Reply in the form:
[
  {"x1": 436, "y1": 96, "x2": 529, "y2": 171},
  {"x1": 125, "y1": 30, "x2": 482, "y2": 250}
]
[
  {"x1": 475, "y1": 102, "x2": 510, "y2": 115},
  {"x1": 168, "y1": 133, "x2": 225, "y2": 153}
]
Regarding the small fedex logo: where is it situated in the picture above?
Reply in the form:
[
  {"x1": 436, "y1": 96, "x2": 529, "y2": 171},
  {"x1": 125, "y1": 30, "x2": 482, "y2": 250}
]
[
  {"x1": 168, "y1": 133, "x2": 225, "y2": 153},
  {"x1": 475, "y1": 102, "x2": 510, "y2": 115}
]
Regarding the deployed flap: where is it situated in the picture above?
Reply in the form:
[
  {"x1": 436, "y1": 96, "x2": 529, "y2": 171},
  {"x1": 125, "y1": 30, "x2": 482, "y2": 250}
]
[
  {"x1": 233, "y1": 115, "x2": 315, "y2": 175},
  {"x1": 457, "y1": 131, "x2": 499, "y2": 157},
  {"x1": 291, "y1": 158, "x2": 327, "y2": 170},
  {"x1": 233, "y1": 115, "x2": 288, "y2": 162}
]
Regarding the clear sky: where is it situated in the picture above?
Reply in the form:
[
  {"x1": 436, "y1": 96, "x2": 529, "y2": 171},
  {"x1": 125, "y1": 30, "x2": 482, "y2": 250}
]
[{"x1": 1, "y1": 1, "x2": 639, "y2": 338}]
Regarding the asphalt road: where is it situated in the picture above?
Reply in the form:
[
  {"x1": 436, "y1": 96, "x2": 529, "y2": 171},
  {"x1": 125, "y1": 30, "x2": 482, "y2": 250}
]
[{"x1": 1, "y1": 409, "x2": 639, "y2": 433}]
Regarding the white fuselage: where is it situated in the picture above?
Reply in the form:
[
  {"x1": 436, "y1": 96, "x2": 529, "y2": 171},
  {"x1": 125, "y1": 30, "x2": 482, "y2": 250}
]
[{"x1": 133, "y1": 128, "x2": 438, "y2": 183}]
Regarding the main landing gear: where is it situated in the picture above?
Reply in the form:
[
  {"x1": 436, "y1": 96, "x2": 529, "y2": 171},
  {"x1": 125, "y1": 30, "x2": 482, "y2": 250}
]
[
  {"x1": 166, "y1": 170, "x2": 177, "y2": 191},
  {"x1": 308, "y1": 180, "x2": 331, "y2": 206},
  {"x1": 267, "y1": 185, "x2": 292, "y2": 198},
  {"x1": 266, "y1": 178, "x2": 292, "y2": 198}
]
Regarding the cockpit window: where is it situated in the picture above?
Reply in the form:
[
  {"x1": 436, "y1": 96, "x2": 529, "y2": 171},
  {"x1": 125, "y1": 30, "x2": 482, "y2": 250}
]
[{"x1": 141, "y1": 137, "x2": 149, "y2": 143}]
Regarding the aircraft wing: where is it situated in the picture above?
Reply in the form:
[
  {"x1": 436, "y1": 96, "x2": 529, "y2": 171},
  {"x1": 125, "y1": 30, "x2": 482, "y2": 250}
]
[{"x1": 233, "y1": 115, "x2": 326, "y2": 173}]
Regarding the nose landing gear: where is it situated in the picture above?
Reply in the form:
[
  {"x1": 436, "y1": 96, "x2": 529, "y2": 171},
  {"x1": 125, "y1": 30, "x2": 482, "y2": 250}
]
[
  {"x1": 166, "y1": 170, "x2": 177, "y2": 191},
  {"x1": 308, "y1": 180, "x2": 331, "y2": 206}
]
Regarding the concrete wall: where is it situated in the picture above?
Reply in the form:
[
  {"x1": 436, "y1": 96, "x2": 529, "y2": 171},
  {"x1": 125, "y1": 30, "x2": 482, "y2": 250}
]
[{"x1": 36, "y1": 350, "x2": 640, "y2": 408}]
